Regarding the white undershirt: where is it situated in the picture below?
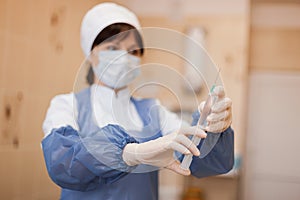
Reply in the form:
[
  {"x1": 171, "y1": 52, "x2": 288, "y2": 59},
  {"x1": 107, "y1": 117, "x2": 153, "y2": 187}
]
[{"x1": 42, "y1": 84, "x2": 189, "y2": 138}]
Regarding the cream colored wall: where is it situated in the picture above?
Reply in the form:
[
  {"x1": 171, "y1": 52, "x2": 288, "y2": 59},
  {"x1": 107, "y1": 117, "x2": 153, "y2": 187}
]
[
  {"x1": 0, "y1": 0, "x2": 249, "y2": 199},
  {"x1": 242, "y1": 1, "x2": 300, "y2": 200}
]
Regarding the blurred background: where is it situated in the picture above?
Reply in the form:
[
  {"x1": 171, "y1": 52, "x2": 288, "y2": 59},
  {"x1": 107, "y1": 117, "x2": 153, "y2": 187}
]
[{"x1": 0, "y1": 0, "x2": 299, "y2": 199}]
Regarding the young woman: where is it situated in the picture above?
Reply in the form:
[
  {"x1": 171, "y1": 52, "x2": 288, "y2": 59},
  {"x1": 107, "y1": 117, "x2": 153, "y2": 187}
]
[{"x1": 42, "y1": 3, "x2": 234, "y2": 200}]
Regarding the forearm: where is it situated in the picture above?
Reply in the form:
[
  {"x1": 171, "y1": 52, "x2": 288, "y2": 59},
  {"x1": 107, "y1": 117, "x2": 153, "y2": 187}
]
[
  {"x1": 190, "y1": 127, "x2": 234, "y2": 178},
  {"x1": 42, "y1": 125, "x2": 137, "y2": 191},
  {"x1": 188, "y1": 110, "x2": 234, "y2": 178}
]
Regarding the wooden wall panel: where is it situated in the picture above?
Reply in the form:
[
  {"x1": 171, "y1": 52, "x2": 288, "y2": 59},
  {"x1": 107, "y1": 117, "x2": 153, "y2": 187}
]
[
  {"x1": 251, "y1": 3, "x2": 300, "y2": 28},
  {"x1": 0, "y1": 0, "x2": 107, "y2": 199},
  {"x1": 0, "y1": 90, "x2": 23, "y2": 147},
  {"x1": 250, "y1": 28, "x2": 300, "y2": 71},
  {"x1": 0, "y1": 0, "x2": 249, "y2": 199},
  {"x1": 0, "y1": 31, "x2": 5, "y2": 88},
  {"x1": 242, "y1": 1, "x2": 300, "y2": 200},
  {"x1": 0, "y1": 147, "x2": 60, "y2": 199},
  {"x1": 250, "y1": 3, "x2": 300, "y2": 71},
  {"x1": 252, "y1": 0, "x2": 300, "y2": 3}
]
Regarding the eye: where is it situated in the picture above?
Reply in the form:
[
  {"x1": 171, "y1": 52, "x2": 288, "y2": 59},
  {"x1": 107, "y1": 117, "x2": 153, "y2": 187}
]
[
  {"x1": 128, "y1": 49, "x2": 140, "y2": 56},
  {"x1": 106, "y1": 44, "x2": 118, "y2": 51}
]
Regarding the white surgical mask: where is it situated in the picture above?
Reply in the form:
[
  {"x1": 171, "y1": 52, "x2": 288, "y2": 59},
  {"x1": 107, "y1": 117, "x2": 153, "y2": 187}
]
[{"x1": 92, "y1": 50, "x2": 141, "y2": 89}]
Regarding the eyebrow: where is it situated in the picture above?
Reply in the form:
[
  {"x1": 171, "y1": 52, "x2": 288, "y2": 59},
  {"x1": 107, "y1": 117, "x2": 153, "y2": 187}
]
[{"x1": 128, "y1": 44, "x2": 139, "y2": 50}]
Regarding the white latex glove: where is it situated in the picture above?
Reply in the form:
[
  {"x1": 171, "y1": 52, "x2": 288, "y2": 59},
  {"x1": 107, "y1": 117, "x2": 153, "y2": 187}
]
[
  {"x1": 122, "y1": 126, "x2": 207, "y2": 176},
  {"x1": 199, "y1": 86, "x2": 232, "y2": 133}
]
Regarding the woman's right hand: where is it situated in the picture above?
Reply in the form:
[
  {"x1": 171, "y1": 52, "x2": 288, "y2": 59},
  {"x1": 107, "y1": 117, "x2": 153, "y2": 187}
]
[{"x1": 122, "y1": 126, "x2": 207, "y2": 175}]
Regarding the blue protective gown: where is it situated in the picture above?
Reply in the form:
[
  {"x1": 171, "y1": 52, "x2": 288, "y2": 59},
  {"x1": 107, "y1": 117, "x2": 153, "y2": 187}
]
[{"x1": 42, "y1": 87, "x2": 234, "y2": 199}]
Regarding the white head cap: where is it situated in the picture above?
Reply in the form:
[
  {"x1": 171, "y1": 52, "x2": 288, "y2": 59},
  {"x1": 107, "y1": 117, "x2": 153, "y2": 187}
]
[{"x1": 80, "y1": 3, "x2": 141, "y2": 56}]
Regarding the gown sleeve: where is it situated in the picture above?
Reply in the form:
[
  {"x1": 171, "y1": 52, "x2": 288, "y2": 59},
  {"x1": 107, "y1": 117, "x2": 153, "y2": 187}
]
[
  {"x1": 41, "y1": 95, "x2": 138, "y2": 191},
  {"x1": 189, "y1": 110, "x2": 234, "y2": 178},
  {"x1": 156, "y1": 101, "x2": 234, "y2": 177}
]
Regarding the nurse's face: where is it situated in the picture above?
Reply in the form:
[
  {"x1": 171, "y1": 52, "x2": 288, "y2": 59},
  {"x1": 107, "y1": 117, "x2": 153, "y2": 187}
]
[{"x1": 90, "y1": 30, "x2": 141, "y2": 67}]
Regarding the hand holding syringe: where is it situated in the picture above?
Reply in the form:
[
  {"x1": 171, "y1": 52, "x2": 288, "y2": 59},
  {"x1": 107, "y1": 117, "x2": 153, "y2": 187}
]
[
  {"x1": 180, "y1": 69, "x2": 221, "y2": 170},
  {"x1": 180, "y1": 85, "x2": 219, "y2": 170}
]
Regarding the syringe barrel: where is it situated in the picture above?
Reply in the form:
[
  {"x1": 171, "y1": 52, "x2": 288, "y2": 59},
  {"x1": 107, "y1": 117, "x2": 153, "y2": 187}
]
[
  {"x1": 180, "y1": 154, "x2": 193, "y2": 170},
  {"x1": 180, "y1": 136, "x2": 202, "y2": 170},
  {"x1": 180, "y1": 93, "x2": 217, "y2": 170}
]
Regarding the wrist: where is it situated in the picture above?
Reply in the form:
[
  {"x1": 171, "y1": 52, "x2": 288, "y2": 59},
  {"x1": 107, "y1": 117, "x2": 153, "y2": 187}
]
[{"x1": 122, "y1": 143, "x2": 140, "y2": 166}]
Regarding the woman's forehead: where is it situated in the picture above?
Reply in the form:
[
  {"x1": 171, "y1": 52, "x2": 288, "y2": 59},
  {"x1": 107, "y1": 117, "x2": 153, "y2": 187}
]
[
  {"x1": 114, "y1": 30, "x2": 136, "y2": 41},
  {"x1": 104, "y1": 31, "x2": 138, "y2": 45}
]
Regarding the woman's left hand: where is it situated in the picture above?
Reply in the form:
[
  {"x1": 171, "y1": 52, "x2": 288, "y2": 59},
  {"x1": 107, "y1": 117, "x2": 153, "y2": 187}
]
[{"x1": 199, "y1": 86, "x2": 232, "y2": 133}]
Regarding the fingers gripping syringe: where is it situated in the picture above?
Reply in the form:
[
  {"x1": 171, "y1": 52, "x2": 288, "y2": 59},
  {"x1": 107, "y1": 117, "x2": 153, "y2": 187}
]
[{"x1": 180, "y1": 70, "x2": 221, "y2": 170}]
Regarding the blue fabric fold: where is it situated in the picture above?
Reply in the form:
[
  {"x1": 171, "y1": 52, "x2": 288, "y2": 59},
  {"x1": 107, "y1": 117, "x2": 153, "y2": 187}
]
[
  {"x1": 42, "y1": 125, "x2": 138, "y2": 191},
  {"x1": 188, "y1": 110, "x2": 235, "y2": 178}
]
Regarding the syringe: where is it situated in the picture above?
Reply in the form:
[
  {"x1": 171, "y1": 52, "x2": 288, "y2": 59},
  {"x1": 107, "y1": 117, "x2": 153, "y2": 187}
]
[{"x1": 180, "y1": 69, "x2": 221, "y2": 170}]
